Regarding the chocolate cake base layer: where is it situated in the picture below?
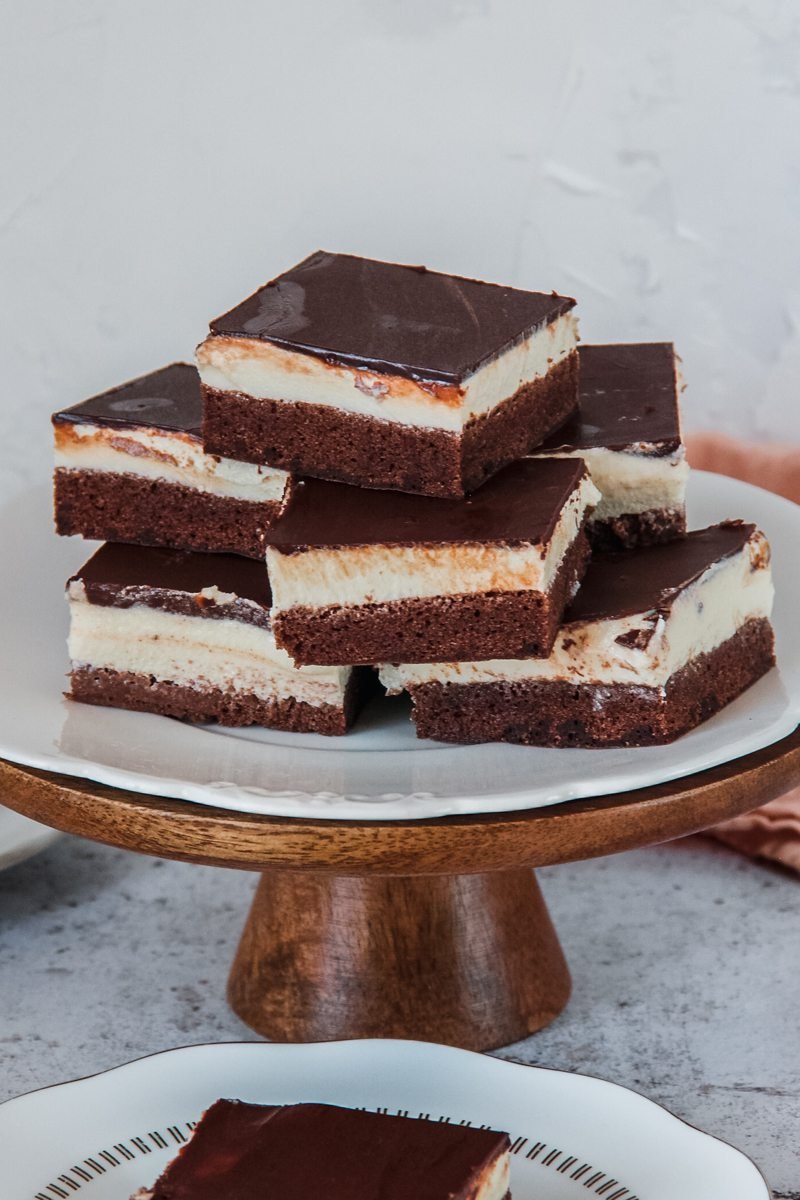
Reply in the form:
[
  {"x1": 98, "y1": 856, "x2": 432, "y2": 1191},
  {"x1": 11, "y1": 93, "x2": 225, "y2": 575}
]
[
  {"x1": 69, "y1": 667, "x2": 363, "y2": 735},
  {"x1": 202, "y1": 352, "x2": 578, "y2": 498},
  {"x1": 405, "y1": 618, "x2": 775, "y2": 747},
  {"x1": 587, "y1": 506, "x2": 687, "y2": 552},
  {"x1": 460, "y1": 352, "x2": 578, "y2": 493},
  {"x1": 274, "y1": 529, "x2": 590, "y2": 666},
  {"x1": 55, "y1": 469, "x2": 279, "y2": 559}
]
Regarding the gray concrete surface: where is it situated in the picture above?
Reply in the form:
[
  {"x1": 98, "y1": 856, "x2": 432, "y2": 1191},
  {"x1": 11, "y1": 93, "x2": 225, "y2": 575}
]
[{"x1": 0, "y1": 833, "x2": 797, "y2": 1195}]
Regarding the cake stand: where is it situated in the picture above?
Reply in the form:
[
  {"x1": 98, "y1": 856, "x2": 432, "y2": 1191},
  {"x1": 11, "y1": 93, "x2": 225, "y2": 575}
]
[{"x1": 2, "y1": 726, "x2": 798, "y2": 1052}]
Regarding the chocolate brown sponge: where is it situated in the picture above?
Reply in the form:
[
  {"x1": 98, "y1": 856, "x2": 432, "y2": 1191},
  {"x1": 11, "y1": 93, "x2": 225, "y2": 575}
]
[
  {"x1": 69, "y1": 667, "x2": 366, "y2": 736},
  {"x1": 202, "y1": 353, "x2": 578, "y2": 499},
  {"x1": 273, "y1": 530, "x2": 590, "y2": 667},
  {"x1": 404, "y1": 618, "x2": 775, "y2": 747},
  {"x1": 55, "y1": 469, "x2": 280, "y2": 559}
]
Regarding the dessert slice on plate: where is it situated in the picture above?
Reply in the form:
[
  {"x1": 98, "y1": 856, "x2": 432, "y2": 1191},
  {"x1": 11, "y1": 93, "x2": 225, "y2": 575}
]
[
  {"x1": 380, "y1": 521, "x2": 775, "y2": 746},
  {"x1": 265, "y1": 458, "x2": 600, "y2": 666},
  {"x1": 53, "y1": 363, "x2": 289, "y2": 559},
  {"x1": 532, "y1": 342, "x2": 688, "y2": 549},
  {"x1": 197, "y1": 250, "x2": 579, "y2": 498},
  {"x1": 66, "y1": 543, "x2": 365, "y2": 735},
  {"x1": 131, "y1": 1098, "x2": 511, "y2": 1200}
]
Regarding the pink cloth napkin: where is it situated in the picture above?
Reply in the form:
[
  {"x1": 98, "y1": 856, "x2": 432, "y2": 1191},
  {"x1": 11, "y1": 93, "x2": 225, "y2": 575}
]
[
  {"x1": 685, "y1": 433, "x2": 800, "y2": 871},
  {"x1": 709, "y1": 798, "x2": 800, "y2": 872},
  {"x1": 687, "y1": 432, "x2": 800, "y2": 505}
]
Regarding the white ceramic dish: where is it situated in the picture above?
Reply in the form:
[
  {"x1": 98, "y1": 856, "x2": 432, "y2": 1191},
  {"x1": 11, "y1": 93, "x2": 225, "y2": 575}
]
[
  {"x1": 0, "y1": 1040, "x2": 768, "y2": 1200},
  {"x1": 0, "y1": 805, "x2": 61, "y2": 872},
  {"x1": 0, "y1": 473, "x2": 797, "y2": 821}
]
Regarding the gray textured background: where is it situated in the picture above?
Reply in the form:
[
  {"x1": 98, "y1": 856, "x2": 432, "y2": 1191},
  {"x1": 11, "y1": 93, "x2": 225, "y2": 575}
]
[
  {"x1": 3, "y1": 0, "x2": 800, "y2": 510},
  {"x1": 1, "y1": 835, "x2": 798, "y2": 1193}
]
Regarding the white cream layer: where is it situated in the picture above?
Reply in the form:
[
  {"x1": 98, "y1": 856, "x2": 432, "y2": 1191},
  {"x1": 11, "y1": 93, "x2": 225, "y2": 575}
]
[
  {"x1": 380, "y1": 530, "x2": 773, "y2": 692},
  {"x1": 55, "y1": 422, "x2": 289, "y2": 503},
  {"x1": 68, "y1": 587, "x2": 350, "y2": 708},
  {"x1": 471, "y1": 1153, "x2": 510, "y2": 1200},
  {"x1": 267, "y1": 474, "x2": 600, "y2": 611},
  {"x1": 532, "y1": 444, "x2": 688, "y2": 521},
  {"x1": 196, "y1": 312, "x2": 578, "y2": 434}
]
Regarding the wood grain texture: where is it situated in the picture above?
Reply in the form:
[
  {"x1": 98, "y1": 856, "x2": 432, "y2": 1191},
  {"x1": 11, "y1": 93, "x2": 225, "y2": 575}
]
[
  {"x1": 2, "y1": 734, "x2": 797, "y2": 1048},
  {"x1": 1, "y1": 727, "x2": 798, "y2": 876},
  {"x1": 227, "y1": 868, "x2": 571, "y2": 1048}
]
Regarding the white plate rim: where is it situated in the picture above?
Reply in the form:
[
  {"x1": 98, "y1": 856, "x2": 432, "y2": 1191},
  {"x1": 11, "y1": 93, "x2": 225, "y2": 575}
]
[
  {"x1": 0, "y1": 1039, "x2": 771, "y2": 1200},
  {"x1": 0, "y1": 472, "x2": 797, "y2": 822}
]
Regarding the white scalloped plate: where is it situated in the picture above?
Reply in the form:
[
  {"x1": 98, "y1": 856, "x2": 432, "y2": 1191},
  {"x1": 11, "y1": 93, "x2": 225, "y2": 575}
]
[
  {"x1": 0, "y1": 472, "x2": 797, "y2": 820},
  {"x1": 0, "y1": 1040, "x2": 769, "y2": 1200}
]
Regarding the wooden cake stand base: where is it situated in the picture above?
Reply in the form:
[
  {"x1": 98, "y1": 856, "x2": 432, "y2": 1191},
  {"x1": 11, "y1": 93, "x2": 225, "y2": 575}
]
[{"x1": 2, "y1": 729, "x2": 799, "y2": 1050}]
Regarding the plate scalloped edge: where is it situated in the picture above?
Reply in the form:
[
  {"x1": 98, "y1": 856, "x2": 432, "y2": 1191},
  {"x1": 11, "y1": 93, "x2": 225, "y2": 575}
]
[{"x1": 0, "y1": 1040, "x2": 771, "y2": 1200}]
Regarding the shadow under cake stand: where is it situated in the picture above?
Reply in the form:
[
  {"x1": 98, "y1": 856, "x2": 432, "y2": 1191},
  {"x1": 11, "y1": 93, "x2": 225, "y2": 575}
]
[{"x1": 2, "y1": 729, "x2": 798, "y2": 1051}]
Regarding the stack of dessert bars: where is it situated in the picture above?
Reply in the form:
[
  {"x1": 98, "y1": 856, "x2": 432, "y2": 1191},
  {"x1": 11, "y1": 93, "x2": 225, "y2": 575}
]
[{"x1": 53, "y1": 251, "x2": 776, "y2": 747}]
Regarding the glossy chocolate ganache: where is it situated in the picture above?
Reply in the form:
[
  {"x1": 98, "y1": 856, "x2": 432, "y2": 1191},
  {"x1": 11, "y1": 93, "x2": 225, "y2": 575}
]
[
  {"x1": 53, "y1": 363, "x2": 203, "y2": 437},
  {"x1": 264, "y1": 458, "x2": 588, "y2": 552},
  {"x1": 208, "y1": 250, "x2": 575, "y2": 384},
  {"x1": 143, "y1": 1100, "x2": 510, "y2": 1200}
]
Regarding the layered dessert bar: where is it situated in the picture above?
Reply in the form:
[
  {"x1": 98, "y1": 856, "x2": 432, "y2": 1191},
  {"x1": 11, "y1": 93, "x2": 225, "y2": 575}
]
[
  {"x1": 380, "y1": 522, "x2": 775, "y2": 746},
  {"x1": 131, "y1": 1099, "x2": 511, "y2": 1200},
  {"x1": 265, "y1": 458, "x2": 600, "y2": 666},
  {"x1": 67, "y1": 543, "x2": 364, "y2": 734},
  {"x1": 53, "y1": 363, "x2": 289, "y2": 559},
  {"x1": 197, "y1": 250, "x2": 579, "y2": 498},
  {"x1": 532, "y1": 343, "x2": 688, "y2": 549}
]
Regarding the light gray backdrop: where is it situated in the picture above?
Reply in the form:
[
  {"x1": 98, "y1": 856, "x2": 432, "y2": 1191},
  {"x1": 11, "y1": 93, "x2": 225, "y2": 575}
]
[{"x1": 2, "y1": 0, "x2": 799, "y2": 499}]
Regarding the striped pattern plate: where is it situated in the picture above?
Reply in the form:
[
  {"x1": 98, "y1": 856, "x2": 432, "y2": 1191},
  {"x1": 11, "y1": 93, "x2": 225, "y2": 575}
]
[{"x1": 0, "y1": 1041, "x2": 768, "y2": 1200}]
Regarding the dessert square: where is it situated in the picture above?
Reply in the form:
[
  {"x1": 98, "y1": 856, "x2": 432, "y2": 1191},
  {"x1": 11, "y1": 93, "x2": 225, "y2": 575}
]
[
  {"x1": 197, "y1": 251, "x2": 579, "y2": 498},
  {"x1": 265, "y1": 458, "x2": 600, "y2": 666},
  {"x1": 67, "y1": 543, "x2": 365, "y2": 735},
  {"x1": 532, "y1": 343, "x2": 688, "y2": 549},
  {"x1": 380, "y1": 522, "x2": 775, "y2": 746},
  {"x1": 131, "y1": 1099, "x2": 511, "y2": 1200},
  {"x1": 53, "y1": 363, "x2": 290, "y2": 559}
]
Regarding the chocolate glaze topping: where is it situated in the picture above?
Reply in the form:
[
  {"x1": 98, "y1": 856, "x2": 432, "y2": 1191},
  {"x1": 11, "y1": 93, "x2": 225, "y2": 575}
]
[
  {"x1": 539, "y1": 343, "x2": 681, "y2": 455},
  {"x1": 265, "y1": 458, "x2": 588, "y2": 553},
  {"x1": 565, "y1": 521, "x2": 757, "y2": 624},
  {"x1": 148, "y1": 1099, "x2": 508, "y2": 1200},
  {"x1": 208, "y1": 251, "x2": 575, "y2": 384},
  {"x1": 70, "y1": 543, "x2": 272, "y2": 627},
  {"x1": 53, "y1": 363, "x2": 202, "y2": 437}
]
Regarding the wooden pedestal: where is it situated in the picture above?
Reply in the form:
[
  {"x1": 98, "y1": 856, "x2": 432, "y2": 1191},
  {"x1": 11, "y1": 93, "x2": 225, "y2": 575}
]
[
  {"x1": 1, "y1": 727, "x2": 798, "y2": 1050},
  {"x1": 228, "y1": 869, "x2": 570, "y2": 1049}
]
